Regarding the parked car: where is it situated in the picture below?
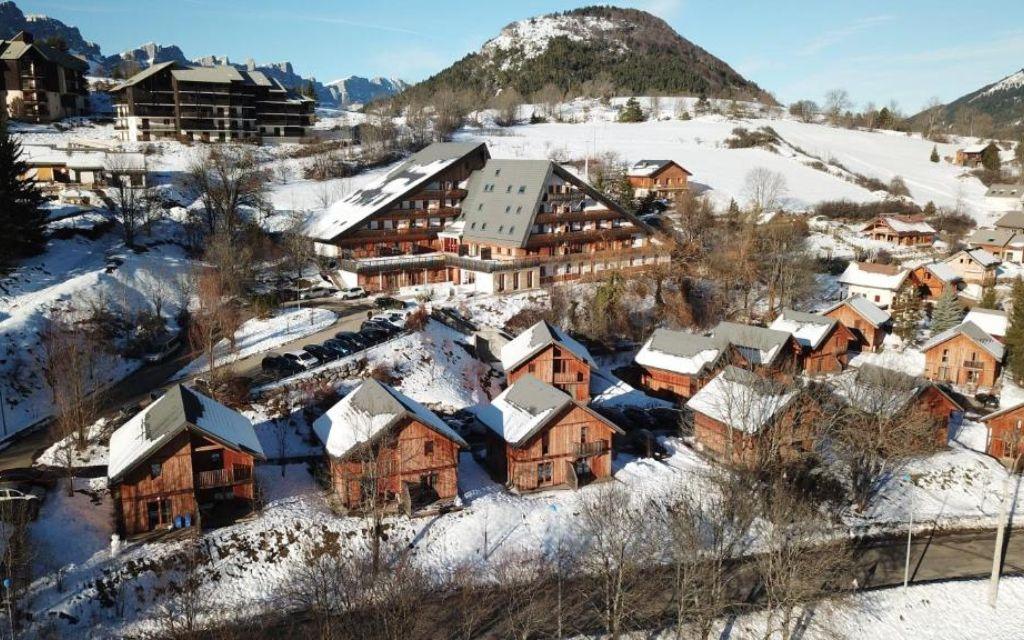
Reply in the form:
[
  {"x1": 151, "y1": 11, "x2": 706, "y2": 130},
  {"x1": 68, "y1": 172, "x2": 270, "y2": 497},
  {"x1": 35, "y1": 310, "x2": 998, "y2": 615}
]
[
  {"x1": 322, "y1": 339, "x2": 353, "y2": 358},
  {"x1": 299, "y1": 286, "x2": 337, "y2": 300},
  {"x1": 339, "y1": 287, "x2": 367, "y2": 300},
  {"x1": 359, "y1": 328, "x2": 388, "y2": 345},
  {"x1": 0, "y1": 482, "x2": 44, "y2": 520},
  {"x1": 373, "y1": 312, "x2": 408, "y2": 328},
  {"x1": 142, "y1": 333, "x2": 181, "y2": 364},
  {"x1": 282, "y1": 350, "x2": 319, "y2": 370},
  {"x1": 334, "y1": 331, "x2": 368, "y2": 350},
  {"x1": 0, "y1": 468, "x2": 58, "y2": 490},
  {"x1": 362, "y1": 319, "x2": 398, "y2": 334},
  {"x1": 303, "y1": 344, "x2": 337, "y2": 363}
]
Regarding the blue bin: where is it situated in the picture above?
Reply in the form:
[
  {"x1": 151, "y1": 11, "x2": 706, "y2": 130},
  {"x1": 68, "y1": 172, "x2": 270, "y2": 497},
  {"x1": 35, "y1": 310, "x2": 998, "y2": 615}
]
[
  {"x1": 184, "y1": 514, "x2": 192, "y2": 528},
  {"x1": 174, "y1": 515, "x2": 183, "y2": 529}
]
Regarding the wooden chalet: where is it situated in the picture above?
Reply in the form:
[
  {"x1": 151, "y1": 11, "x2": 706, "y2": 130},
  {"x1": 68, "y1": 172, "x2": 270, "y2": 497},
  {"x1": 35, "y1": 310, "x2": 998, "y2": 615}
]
[
  {"x1": 943, "y1": 248, "x2": 1000, "y2": 287},
  {"x1": 475, "y1": 375, "x2": 623, "y2": 492},
  {"x1": 312, "y1": 379, "x2": 468, "y2": 513},
  {"x1": 685, "y1": 367, "x2": 817, "y2": 467},
  {"x1": 709, "y1": 321, "x2": 802, "y2": 375},
  {"x1": 633, "y1": 328, "x2": 723, "y2": 402},
  {"x1": 964, "y1": 307, "x2": 1008, "y2": 341},
  {"x1": 768, "y1": 309, "x2": 855, "y2": 375},
  {"x1": 921, "y1": 321, "x2": 1004, "y2": 390},
  {"x1": 967, "y1": 227, "x2": 1024, "y2": 265},
  {"x1": 860, "y1": 215, "x2": 935, "y2": 247},
  {"x1": 909, "y1": 262, "x2": 963, "y2": 301},
  {"x1": 107, "y1": 385, "x2": 265, "y2": 537},
  {"x1": 822, "y1": 297, "x2": 891, "y2": 352},
  {"x1": 955, "y1": 143, "x2": 994, "y2": 168},
  {"x1": 626, "y1": 159, "x2": 692, "y2": 202},
  {"x1": 500, "y1": 321, "x2": 596, "y2": 402},
  {"x1": 981, "y1": 403, "x2": 1024, "y2": 469}
]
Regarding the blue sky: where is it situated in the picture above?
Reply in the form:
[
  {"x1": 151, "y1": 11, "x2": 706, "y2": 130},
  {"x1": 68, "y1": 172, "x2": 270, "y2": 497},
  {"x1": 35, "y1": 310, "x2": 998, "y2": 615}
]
[{"x1": 19, "y1": 0, "x2": 1024, "y2": 111}]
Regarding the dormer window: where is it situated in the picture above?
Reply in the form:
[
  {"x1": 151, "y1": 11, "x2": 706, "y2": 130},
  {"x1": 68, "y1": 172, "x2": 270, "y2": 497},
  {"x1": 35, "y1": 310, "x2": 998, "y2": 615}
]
[{"x1": 518, "y1": 186, "x2": 526, "y2": 193}]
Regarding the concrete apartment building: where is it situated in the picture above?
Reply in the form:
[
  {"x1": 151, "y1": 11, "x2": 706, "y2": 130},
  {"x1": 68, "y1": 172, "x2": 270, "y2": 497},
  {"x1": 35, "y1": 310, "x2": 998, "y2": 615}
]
[{"x1": 1, "y1": 31, "x2": 88, "y2": 122}]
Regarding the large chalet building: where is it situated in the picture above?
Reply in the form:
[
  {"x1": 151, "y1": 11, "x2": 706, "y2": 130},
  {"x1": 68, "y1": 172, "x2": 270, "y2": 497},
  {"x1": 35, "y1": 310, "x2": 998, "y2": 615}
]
[
  {"x1": 626, "y1": 159, "x2": 692, "y2": 202},
  {"x1": 308, "y1": 142, "x2": 668, "y2": 294},
  {"x1": 921, "y1": 321, "x2": 1004, "y2": 390},
  {"x1": 107, "y1": 385, "x2": 265, "y2": 537},
  {"x1": 1, "y1": 31, "x2": 88, "y2": 122},
  {"x1": 821, "y1": 297, "x2": 891, "y2": 352},
  {"x1": 861, "y1": 215, "x2": 935, "y2": 247},
  {"x1": 110, "y1": 61, "x2": 315, "y2": 143}
]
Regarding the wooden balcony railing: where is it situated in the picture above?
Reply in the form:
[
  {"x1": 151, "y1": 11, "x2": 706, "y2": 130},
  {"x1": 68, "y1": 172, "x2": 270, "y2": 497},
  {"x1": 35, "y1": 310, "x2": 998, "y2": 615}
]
[
  {"x1": 573, "y1": 440, "x2": 610, "y2": 458},
  {"x1": 963, "y1": 360, "x2": 988, "y2": 370},
  {"x1": 195, "y1": 466, "x2": 253, "y2": 489}
]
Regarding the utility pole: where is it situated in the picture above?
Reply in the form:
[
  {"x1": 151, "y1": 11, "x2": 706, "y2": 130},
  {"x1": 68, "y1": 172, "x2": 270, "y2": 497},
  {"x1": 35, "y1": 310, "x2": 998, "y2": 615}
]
[
  {"x1": 990, "y1": 448, "x2": 1021, "y2": 608},
  {"x1": 903, "y1": 473, "x2": 913, "y2": 590}
]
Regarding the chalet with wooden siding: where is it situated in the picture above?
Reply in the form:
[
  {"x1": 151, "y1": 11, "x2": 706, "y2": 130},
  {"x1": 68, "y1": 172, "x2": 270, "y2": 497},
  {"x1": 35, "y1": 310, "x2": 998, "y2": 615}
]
[
  {"x1": 921, "y1": 321, "x2": 1004, "y2": 391},
  {"x1": 861, "y1": 215, "x2": 935, "y2": 246},
  {"x1": 475, "y1": 375, "x2": 623, "y2": 492},
  {"x1": 685, "y1": 367, "x2": 816, "y2": 467},
  {"x1": 909, "y1": 262, "x2": 962, "y2": 301},
  {"x1": 834, "y1": 364, "x2": 963, "y2": 448},
  {"x1": 967, "y1": 228, "x2": 1024, "y2": 265},
  {"x1": 981, "y1": 403, "x2": 1024, "y2": 469},
  {"x1": 768, "y1": 309, "x2": 855, "y2": 375},
  {"x1": 107, "y1": 385, "x2": 265, "y2": 537},
  {"x1": 634, "y1": 328, "x2": 723, "y2": 402},
  {"x1": 837, "y1": 262, "x2": 910, "y2": 309},
  {"x1": 964, "y1": 308, "x2": 1007, "y2": 341},
  {"x1": 626, "y1": 159, "x2": 692, "y2": 202},
  {"x1": 709, "y1": 321, "x2": 802, "y2": 375},
  {"x1": 822, "y1": 297, "x2": 891, "y2": 352},
  {"x1": 955, "y1": 144, "x2": 992, "y2": 168},
  {"x1": 500, "y1": 321, "x2": 596, "y2": 402},
  {"x1": 0, "y1": 31, "x2": 88, "y2": 122},
  {"x1": 312, "y1": 379, "x2": 468, "y2": 513},
  {"x1": 943, "y1": 249, "x2": 1000, "y2": 286}
]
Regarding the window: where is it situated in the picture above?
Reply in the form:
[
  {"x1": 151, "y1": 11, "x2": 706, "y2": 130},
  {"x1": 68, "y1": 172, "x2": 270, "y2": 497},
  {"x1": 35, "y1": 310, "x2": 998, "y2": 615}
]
[
  {"x1": 941, "y1": 348, "x2": 949, "y2": 363},
  {"x1": 509, "y1": 226, "x2": 515, "y2": 234},
  {"x1": 150, "y1": 463, "x2": 162, "y2": 479},
  {"x1": 498, "y1": 225, "x2": 504, "y2": 233},
  {"x1": 420, "y1": 472, "x2": 438, "y2": 487},
  {"x1": 518, "y1": 185, "x2": 526, "y2": 193},
  {"x1": 424, "y1": 440, "x2": 434, "y2": 456},
  {"x1": 580, "y1": 426, "x2": 588, "y2": 443},
  {"x1": 505, "y1": 205, "x2": 511, "y2": 213},
  {"x1": 470, "y1": 222, "x2": 477, "y2": 229},
  {"x1": 516, "y1": 206, "x2": 523, "y2": 214},
  {"x1": 528, "y1": 363, "x2": 536, "y2": 373},
  {"x1": 541, "y1": 433, "x2": 550, "y2": 455},
  {"x1": 478, "y1": 203, "x2": 484, "y2": 211},
  {"x1": 495, "y1": 168, "x2": 501, "y2": 176},
  {"x1": 537, "y1": 461, "x2": 553, "y2": 485},
  {"x1": 553, "y1": 358, "x2": 566, "y2": 374},
  {"x1": 506, "y1": 185, "x2": 513, "y2": 193}
]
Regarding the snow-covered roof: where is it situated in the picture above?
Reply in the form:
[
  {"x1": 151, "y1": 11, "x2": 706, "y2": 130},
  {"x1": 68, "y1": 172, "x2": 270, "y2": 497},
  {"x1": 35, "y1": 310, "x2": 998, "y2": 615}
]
[
  {"x1": 995, "y1": 211, "x2": 1024, "y2": 230},
  {"x1": 920, "y1": 321, "x2": 1004, "y2": 361},
  {"x1": 982, "y1": 401, "x2": 1024, "y2": 422},
  {"x1": 964, "y1": 308, "x2": 1008, "y2": 339},
  {"x1": 305, "y1": 142, "x2": 488, "y2": 241},
  {"x1": 960, "y1": 144, "x2": 989, "y2": 154},
  {"x1": 634, "y1": 328, "x2": 721, "y2": 375},
  {"x1": 473, "y1": 374, "x2": 622, "y2": 446},
  {"x1": 917, "y1": 261, "x2": 961, "y2": 283},
  {"x1": 833, "y1": 364, "x2": 960, "y2": 418},
  {"x1": 108, "y1": 385, "x2": 264, "y2": 482},
  {"x1": 768, "y1": 309, "x2": 837, "y2": 350},
  {"x1": 837, "y1": 262, "x2": 909, "y2": 292},
  {"x1": 822, "y1": 296, "x2": 891, "y2": 328},
  {"x1": 948, "y1": 248, "x2": 1001, "y2": 269},
  {"x1": 711, "y1": 321, "x2": 793, "y2": 366},
  {"x1": 685, "y1": 366, "x2": 799, "y2": 435},
  {"x1": 65, "y1": 151, "x2": 107, "y2": 170},
  {"x1": 312, "y1": 378, "x2": 467, "y2": 459},
  {"x1": 968, "y1": 227, "x2": 1019, "y2": 247},
  {"x1": 986, "y1": 184, "x2": 1024, "y2": 199},
  {"x1": 627, "y1": 159, "x2": 691, "y2": 178},
  {"x1": 865, "y1": 215, "x2": 935, "y2": 235},
  {"x1": 500, "y1": 320, "x2": 596, "y2": 372}
]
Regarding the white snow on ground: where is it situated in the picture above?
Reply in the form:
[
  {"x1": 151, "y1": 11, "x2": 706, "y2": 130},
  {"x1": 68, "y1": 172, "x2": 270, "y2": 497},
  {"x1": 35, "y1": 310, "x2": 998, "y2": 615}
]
[
  {"x1": 175, "y1": 307, "x2": 338, "y2": 377},
  {"x1": 30, "y1": 477, "x2": 113, "y2": 575},
  {"x1": 849, "y1": 347, "x2": 926, "y2": 377},
  {"x1": 35, "y1": 417, "x2": 112, "y2": 468}
]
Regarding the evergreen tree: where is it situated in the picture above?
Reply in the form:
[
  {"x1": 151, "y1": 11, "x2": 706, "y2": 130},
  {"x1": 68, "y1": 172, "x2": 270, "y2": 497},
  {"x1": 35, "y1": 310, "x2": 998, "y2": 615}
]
[
  {"x1": 930, "y1": 145, "x2": 940, "y2": 163},
  {"x1": 981, "y1": 142, "x2": 1002, "y2": 172},
  {"x1": 891, "y1": 283, "x2": 923, "y2": 344},
  {"x1": 930, "y1": 286, "x2": 964, "y2": 335},
  {"x1": 0, "y1": 120, "x2": 45, "y2": 271},
  {"x1": 978, "y1": 286, "x2": 999, "y2": 310},
  {"x1": 1005, "y1": 278, "x2": 1024, "y2": 384},
  {"x1": 618, "y1": 97, "x2": 644, "y2": 123},
  {"x1": 923, "y1": 200, "x2": 937, "y2": 216},
  {"x1": 695, "y1": 91, "x2": 710, "y2": 115}
]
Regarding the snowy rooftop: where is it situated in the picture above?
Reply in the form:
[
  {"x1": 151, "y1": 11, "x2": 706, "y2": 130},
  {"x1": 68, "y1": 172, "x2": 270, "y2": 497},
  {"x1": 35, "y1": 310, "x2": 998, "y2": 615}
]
[
  {"x1": 500, "y1": 320, "x2": 596, "y2": 372},
  {"x1": 964, "y1": 308, "x2": 1008, "y2": 339},
  {"x1": 627, "y1": 159, "x2": 690, "y2": 178},
  {"x1": 473, "y1": 374, "x2": 572, "y2": 446},
  {"x1": 312, "y1": 378, "x2": 467, "y2": 459},
  {"x1": 967, "y1": 227, "x2": 1021, "y2": 247},
  {"x1": 995, "y1": 211, "x2": 1024, "y2": 230},
  {"x1": 837, "y1": 262, "x2": 909, "y2": 291},
  {"x1": 822, "y1": 296, "x2": 891, "y2": 327},
  {"x1": 634, "y1": 328, "x2": 721, "y2": 375},
  {"x1": 869, "y1": 215, "x2": 935, "y2": 235},
  {"x1": 108, "y1": 385, "x2": 264, "y2": 482},
  {"x1": 920, "y1": 321, "x2": 1004, "y2": 361},
  {"x1": 768, "y1": 309, "x2": 836, "y2": 350},
  {"x1": 710, "y1": 321, "x2": 792, "y2": 366},
  {"x1": 918, "y1": 261, "x2": 961, "y2": 283},
  {"x1": 986, "y1": 184, "x2": 1024, "y2": 199},
  {"x1": 950, "y1": 248, "x2": 1001, "y2": 268},
  {"x1": 832, "y1": 364, "x2": 958, "y2": 418},
  {"x1": 685, "y1": 366, "x2": 799, "y2": 434}
]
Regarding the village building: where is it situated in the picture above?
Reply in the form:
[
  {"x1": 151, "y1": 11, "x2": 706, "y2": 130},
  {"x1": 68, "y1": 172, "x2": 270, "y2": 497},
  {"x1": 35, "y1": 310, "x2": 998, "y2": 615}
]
[
  {"x1": 966, "y1": 228, "x2": 1024, "y2": 264},
  {"x1": 860, "y1": 215, "x2": 935, "y2": 247},
  {"x1": 626, "y1": 159, "x2": 692, "y2": 202},
  {"x1": 21, "y1": 144, "x2": 148, "y2": 189},
  {"x1": 909, "y1": 261, "x2": 963, "y2": 301},
  {"x1": 0, "y1": 31, "x2": 88, "y2": 122},
  {"x1": 822, "y1": 296, "x2": 892, "y2": 352},
  {"x1": 985, "y1": 184, "x2": 1024, "y2": 212},
  {"x1": 107, "y1": 385, "x2": 265, "y2": 537},
  {"x1": 709, "y1": 321, "x2": 802, "y2": 374},
  {"x1": 955, "y1": 143, "x2": 993, "y2": 168},
  {"x1": 836, "y1": 261, "x2": 910, "y2": 309},
  {"x1": 309, "y1": 144, "x2": 668, "y2": 294},
  {"x1": 995, "y1": 211, "x2": 1024, "y2": 232},
  {"x1": 768, "y1": 309, "x2": 855, "y2": 375},
  {"x1": 981, "y1": 403, "x2": 1024, "y2": 469},
  {"x1": 921, "y1": 321, "x2": 1004, "y2": 390},
  {"x1": 110, "y1": 61, "x2": 315, "y2": 143},
  {"x1": 634, "y1": 328, "x2": 723, "y2": 402},
  {"x1": 943, "y1": 248, "x2": 1000, "y2": 287},
  {"x1": 834, "y1": 364, "x2": 963, "y2": 448},
  {"x1": 963, "y1": 307, "x2": 1008, "y2": 341},
  {"x1": 685, "y1": 366, "x2": 815, "y2": 467},
  {"x1": 312, "y1": 379, "x2": 468, "y2": 513},
  {"x1": 500, "y1": 320, "x2": 595, "y2": 402},
  {"x1": 474, "y1": 374, "x2": 623, "y2": 492}
]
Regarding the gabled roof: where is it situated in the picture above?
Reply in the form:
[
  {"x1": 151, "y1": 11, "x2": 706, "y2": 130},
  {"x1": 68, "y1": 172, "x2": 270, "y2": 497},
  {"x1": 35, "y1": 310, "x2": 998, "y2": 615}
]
[
  {"x1": 0, "y1": 33, "x2": 87, "y2": 71},
  {"x1": 920, "y1": 321, "x2": 1004, "y2": 361},
  {"x1": 627, "y1": 159, "x2": 691, "y2": 178},
  {"x1": 837, "y1": 262, "x2": 909, "y2": 292},
  {"x1": 634, "y1": 328, "x2": 722, "y2": 375},
  {"x1": 916, "y1": 261, "x2": 961, "y2": 283},
  {"x1": 108, "y1": 385, "x2": 264, "y2": 482},
  {"x1": 500, "y1": 320, "x2": 596, "y2": 372},
  {"x1": 864, "y1": 215, "x2": 935, "y2": 235},
  {"x1": 685, "y1": 366, "x2": 800, "y2": 434},
  {"x1": 947, "y1": 248, "x2": 1000, "y2": 269},
  {"x1": 822, "y1": 296, "x2": 891, "y2": 328},
  {"x1": 711, "y1": 321, "x2": 793, "y2": 366},
  {"x1": 967, "y1": 227, "x2": 1018, "y2": 248},
  {"x1": 306, "y1": 142, "x2": 489, "y2": 242},
  {"x1": 995, "y1": 211, "x2": 1024, "y2": 230},
  {"x1": 986, "y1": 184, "x2": 1024, "y2": 199},
  {"x1": 473, "y1": 374, "x2": 623, "y2": 446},
  {"x1": 982, "y1": 401, "x2": 1024, "y2": 422},
  {"x1": 458, "y1": 159, "x2": 552, "y2": 247},
  {"x1": 110, "y1": 61, "x2": 181, "y2": 91},
  {"x1": 172, "y1": 65, "x2": 246, "y2": 84},
  {"x1": 312, "y1": 379, "x2": 467, "y2": 458},
  {"x1": 963, "y1": 308, "x2": 1008, "y2": 339},
  {"x1": 768, "y1": 309, "x2": 838, "y2": 350},
  {"x1": 834, "y1": 364, "x2": 961, "y2": 418}
]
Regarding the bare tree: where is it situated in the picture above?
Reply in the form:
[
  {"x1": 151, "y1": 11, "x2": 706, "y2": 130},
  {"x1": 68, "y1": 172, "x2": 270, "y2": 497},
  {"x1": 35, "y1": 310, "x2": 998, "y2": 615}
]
[
  {"x1": 492, "y1": 88, "x2": 523, "y2": 127},
  {"x1": 823, "y1": 88, "x2": 852, "y2": 125},
  {"x1": 788, "y1": 100, "x2": 819, "y2": 123},
  {"x1": 183, "y1": 146, "x2": 270, "y2": 235},
  {"x1": 105, "y1": 154, "x2": 152, "y2": 247},
  {"x1": 188, "y1": 268, "x2": 242, "y2": 388},
  {"x1": 743, "y1": 167, "x2": 788, "y2": 214}
]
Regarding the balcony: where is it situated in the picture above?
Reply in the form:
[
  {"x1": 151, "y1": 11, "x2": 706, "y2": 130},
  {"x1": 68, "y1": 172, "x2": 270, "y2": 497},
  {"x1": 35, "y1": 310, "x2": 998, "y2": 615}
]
[
  {"x1": 963, "y1": 360, "x2": 988, "y2": 370},
  {"x1": 534, "y1": 210, "x2": 620, "y2": 225},
  {"x1": 573, "y1": 440, "x2": 610, "y2": 458},
  {"x1": 195, "y1": 466, "x2": 253, "y2": 489},
  {"x1": 524, "y1": 226, "x2": 639, "y2": 248}
]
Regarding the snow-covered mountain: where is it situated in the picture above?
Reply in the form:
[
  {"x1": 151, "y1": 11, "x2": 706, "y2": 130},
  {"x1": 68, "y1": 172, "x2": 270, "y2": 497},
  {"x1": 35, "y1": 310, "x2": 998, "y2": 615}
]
[
  {"x1": 0, "y1": 1, "x2": 100, "y2": 65},
  {"x1": 911, "y1": 67, "x2": 1024, "y2": 134},
  {"x1": 103, "y1": 42, "x2": 189, "y2": 74},
  {"x1": 402, "y1": 6, "x2": 770, "y2": 104},
  {"x1": 324, "y1": 76, "x2": 409, "y2": 106}
]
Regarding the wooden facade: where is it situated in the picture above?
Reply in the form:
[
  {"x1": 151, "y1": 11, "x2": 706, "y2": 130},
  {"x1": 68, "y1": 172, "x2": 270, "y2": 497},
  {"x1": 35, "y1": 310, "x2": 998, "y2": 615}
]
[
  {"x1": 911, "y1": 385, "x2": 962, "y2": 448},
  {"x1": 639, "y1": 366, "x2": 716, "y2": 403},
  {"x1": 327, "y1": 416, "x2": 462, "y2": 512},
  {"x1": 627, "y1": 160, "x2": 692, "y2": 201},
  {"x1": 861, "y1": 216, "x2": 934, "y2": 246},
  {"x1": 692, "y1": 402, "x2": 817, "y2": 468},
  {"x1": 910, "y1": 265, "x2": 959, "y2": 301},
  {"x1": 801, "y1": 323, "x2": 855, "y2": 375},
  {"x1": 485, "y1": 404, "x2": 618, "y2": 492},
  {"x1": 823, "y1": 301, "x2": 888, "y2": 352},
  {"x1": 944, "y1": 251, "x2": 999, "y2": 287},
  {"x1": 923, "y1": 332, "x2": 1001, "y2": 390},
  {"x1": 507, "y1": 343, "x2": 591, "y2": 402},
  {"x1": 983, "y1": 404, "x2": 1024, "y2": 469}
]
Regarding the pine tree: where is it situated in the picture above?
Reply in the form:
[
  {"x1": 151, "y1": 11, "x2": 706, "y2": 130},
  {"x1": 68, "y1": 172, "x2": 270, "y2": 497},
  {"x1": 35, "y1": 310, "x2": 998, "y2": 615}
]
[
  {"x1": 0, "y1": 119, "x2": 45, "y2": 271},
  {"x1": 618, "y1": 97, "x2": 644, "y2": 123},
  {"x1": 930, "y1": 145, "x2": 940, "y2": 163},
  {"x1": 981, "y1": 142, "x2": 1001, "y2": 172},
  {"x1": 930, "y1": 286, "x2": 964, "y2": 335},
  {"x1": 1005, "y1": 278, "x2": 1024, "y2": 384},
  {"x1": 978, "y1": 286, "x2": 999, "y2": 310},
  {"x1": 923, "y1": 201, "x2": 937, "y2": 216},
  {"x1": 891, "y1": 283, "x2": 923, "y2": 344}
]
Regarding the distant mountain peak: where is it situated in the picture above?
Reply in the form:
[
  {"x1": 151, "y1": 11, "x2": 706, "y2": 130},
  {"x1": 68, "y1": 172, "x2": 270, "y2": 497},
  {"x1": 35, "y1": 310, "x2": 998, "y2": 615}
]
[{"x1": 911, "y1": 67, "x2": 1024, "y2": 135}]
